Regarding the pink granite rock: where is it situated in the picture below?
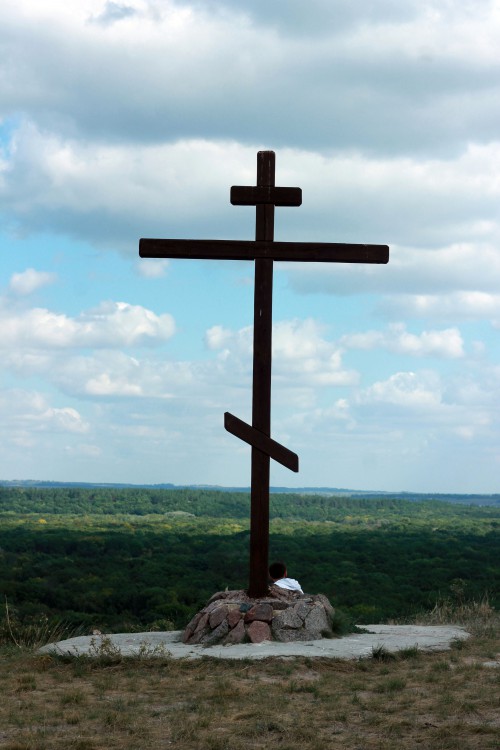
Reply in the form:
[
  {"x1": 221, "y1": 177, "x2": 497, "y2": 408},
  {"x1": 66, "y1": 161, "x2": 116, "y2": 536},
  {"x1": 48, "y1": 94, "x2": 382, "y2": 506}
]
[
  {"x1": 204, "y1": 599, "x2": 228, "y2": 614},
  {"x1": 227, "y1": 609, "x2": 242, "y2": 628},
  {"x1": 209, "y1": 605, "x2": 228, "y2": 629},
  {"x1": 247, "y1": 620, "x2": 271, "y2": 643},
  {"x1": 188, "y1": 626, "x2": 209, "y2": 645},
  {"x1": 194, "y1": 612, "x2": 209, "y2": 633},
  {"x1": 182, "y1": 611, "x2": 202, "y2": 642},
  {"x1": 200, "y1": 619, "x2": 229, "y2": 646},
  {"x1": 224, "y1": 618, "x2": 246, "y2": 645},
  {"x1": 244, "y1": 602, "x2": 273, "y2": 623},
  {"x1": 207, "y1": 590, "x2": 250, "y2": 605}
]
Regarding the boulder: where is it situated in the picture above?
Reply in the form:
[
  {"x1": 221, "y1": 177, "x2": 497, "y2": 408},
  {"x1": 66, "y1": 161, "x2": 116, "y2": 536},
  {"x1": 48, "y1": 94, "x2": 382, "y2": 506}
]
[
  {"x1": 272, "y1": 607, "x2": 303, "y2": 630},
  {"x1": 247, "y1": 620, "x2": 271, "y2": 643},
  {"x1": 272, "y1": 627, "x2": 312, "y2": 643},
  {"x1": 227, "y1": 609, "x2": 242, "y2": 628},
  {"x1": 224, "y1": 619, "x2": 246, "y2": 645},
  {"x1": 199, "y1": 619, "x2": 229, "y2": 646},
  {"x1": 209, "y1": 605, "x2": 228, "y2": 629},
  {"x1": 181, "y1": 589, "x2": 335, "y2": 646},
  {"x1": 304, "y1": 604, "x2": 330, "y2": 637},
  {"x1": 244, "y1": 602, "x2": 273, "y2": 623}
]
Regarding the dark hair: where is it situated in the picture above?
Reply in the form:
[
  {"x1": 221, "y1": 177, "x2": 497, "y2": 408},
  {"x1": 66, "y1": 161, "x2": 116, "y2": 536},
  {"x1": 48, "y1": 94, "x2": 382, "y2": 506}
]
[{"x1": 269, "y1": 561, "x2": 286, "y2": 580}]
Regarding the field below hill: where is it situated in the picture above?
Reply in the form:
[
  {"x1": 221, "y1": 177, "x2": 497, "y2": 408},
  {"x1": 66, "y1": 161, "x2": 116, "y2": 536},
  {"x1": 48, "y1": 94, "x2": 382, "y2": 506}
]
[
  {"x1": 0, "y1": 603, "x2": 498, "y2": 750},
  {"x1": 0, "y1": 487, "x2": 499, "y2": 633}
]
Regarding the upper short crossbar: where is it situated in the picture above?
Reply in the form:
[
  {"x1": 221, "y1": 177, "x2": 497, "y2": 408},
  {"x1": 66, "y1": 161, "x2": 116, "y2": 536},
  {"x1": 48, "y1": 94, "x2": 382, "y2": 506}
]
[{"x1": 231, "y1": 186, "x2": 302, "y2": 206}]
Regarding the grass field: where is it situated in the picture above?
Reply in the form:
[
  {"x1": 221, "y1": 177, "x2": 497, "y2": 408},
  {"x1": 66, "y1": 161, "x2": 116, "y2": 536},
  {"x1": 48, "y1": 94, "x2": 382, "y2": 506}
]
[{"x1": 1, "y1": 602, "x2": 498, "y2": 750}]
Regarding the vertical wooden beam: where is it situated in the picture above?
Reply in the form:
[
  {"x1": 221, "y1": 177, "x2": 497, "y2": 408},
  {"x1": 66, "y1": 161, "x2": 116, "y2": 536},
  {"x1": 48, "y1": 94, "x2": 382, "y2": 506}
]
[{"x1": 248, "y1": 151, "x2": 275, "y2": 597}]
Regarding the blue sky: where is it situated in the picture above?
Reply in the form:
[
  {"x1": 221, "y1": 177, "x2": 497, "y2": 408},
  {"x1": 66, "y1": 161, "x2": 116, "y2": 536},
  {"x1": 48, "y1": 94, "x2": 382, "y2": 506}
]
[{"x1": 0, "y1": 0, "x2": 499, "y2": 492}]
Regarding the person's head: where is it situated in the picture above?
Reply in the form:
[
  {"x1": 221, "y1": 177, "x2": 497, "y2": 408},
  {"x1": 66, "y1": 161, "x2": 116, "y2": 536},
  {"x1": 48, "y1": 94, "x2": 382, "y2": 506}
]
[{"x1": 269, "y1": 561, "x2": 287, "y2": 581}]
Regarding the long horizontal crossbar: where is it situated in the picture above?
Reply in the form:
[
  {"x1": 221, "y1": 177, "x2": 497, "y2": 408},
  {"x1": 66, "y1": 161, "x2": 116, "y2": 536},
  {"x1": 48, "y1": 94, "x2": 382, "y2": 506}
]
[
  {"x1": 140, "y1": 239, "x2": 389, "y2": 264},
  {"x1": 224, "y1": 412, "x2": 299, "y2": 472},
  {"x1": 231, "y1": 186, "x2": 302, "y2": 206}
]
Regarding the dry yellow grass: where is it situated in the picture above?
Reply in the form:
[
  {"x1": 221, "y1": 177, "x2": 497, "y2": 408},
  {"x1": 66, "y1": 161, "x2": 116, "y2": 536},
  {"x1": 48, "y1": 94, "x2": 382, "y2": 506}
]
[{"x1": 1, "y1": 608, "x2": 499, "y2": 750}]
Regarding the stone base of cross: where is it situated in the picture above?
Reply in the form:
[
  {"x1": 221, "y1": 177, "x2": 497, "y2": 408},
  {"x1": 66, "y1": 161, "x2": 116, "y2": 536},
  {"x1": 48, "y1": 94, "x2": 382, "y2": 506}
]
[{"x1": 140, "y1": 151, "x2": 389, "y2": 597}]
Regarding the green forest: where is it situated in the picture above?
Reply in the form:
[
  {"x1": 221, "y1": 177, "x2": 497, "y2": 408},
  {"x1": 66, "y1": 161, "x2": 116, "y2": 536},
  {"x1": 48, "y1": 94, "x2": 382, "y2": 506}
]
[{"x1": 1, "y1": 487, "x2": 499, "y2": 632}]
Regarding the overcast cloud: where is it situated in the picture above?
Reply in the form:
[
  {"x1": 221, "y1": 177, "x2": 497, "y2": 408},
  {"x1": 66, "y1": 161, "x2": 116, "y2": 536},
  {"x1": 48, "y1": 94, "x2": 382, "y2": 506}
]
[{"x1": 0, "y1": 0, "x2": 499, "y2": 492}]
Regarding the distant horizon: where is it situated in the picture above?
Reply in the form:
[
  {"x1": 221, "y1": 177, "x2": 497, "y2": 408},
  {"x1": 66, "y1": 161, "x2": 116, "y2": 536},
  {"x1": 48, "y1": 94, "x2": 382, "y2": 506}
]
[{"x1": 1, "y1": 477, "x2": 498, "y2": 499}]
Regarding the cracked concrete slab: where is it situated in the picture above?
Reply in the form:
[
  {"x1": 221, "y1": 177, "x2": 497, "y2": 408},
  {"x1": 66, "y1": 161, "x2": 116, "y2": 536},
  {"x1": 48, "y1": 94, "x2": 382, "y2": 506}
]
[{"x1": 40, "y1": 624, "x2": 470, "y2": 660}]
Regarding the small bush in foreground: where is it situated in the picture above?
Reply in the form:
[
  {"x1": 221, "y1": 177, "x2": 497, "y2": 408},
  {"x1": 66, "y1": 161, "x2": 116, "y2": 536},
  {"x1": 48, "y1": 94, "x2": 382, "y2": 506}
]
[
  {"x1": 0, "y1": 598, "x2": 76, "y2": 651},
  {"x1": 414, "y1": 593, "x2": 497, "y2": 635}
]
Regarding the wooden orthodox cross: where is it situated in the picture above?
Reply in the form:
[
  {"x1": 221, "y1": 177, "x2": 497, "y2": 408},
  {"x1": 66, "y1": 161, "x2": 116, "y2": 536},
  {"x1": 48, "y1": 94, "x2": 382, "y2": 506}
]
[{"x1": 140, "y1": 150, "x2": 389, "y2": 597}]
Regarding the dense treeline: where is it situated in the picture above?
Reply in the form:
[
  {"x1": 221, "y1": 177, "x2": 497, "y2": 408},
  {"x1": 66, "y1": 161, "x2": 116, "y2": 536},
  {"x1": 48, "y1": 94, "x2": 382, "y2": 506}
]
[
  {"x1": 2, "y1": 482, "x2": 499, "y2": 506},
  {"x1": 1, "y1": 488, "x2": 498, "y2": 632},
  {"x1": 2, "y1": 486, "x2": 499, "y2": 522}
]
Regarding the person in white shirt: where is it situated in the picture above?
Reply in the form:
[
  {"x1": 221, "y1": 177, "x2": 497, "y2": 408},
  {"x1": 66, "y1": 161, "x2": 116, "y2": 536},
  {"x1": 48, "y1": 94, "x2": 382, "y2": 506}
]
[{"x1": 269, "y1": 561, "x2": 304, "y2": 594}]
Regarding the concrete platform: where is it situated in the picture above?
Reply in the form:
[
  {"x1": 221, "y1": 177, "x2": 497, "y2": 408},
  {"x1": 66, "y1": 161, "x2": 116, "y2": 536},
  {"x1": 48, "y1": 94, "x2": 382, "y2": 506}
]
[{"x1": 40, "y1": 624, "x2": 470, "y2": 660}]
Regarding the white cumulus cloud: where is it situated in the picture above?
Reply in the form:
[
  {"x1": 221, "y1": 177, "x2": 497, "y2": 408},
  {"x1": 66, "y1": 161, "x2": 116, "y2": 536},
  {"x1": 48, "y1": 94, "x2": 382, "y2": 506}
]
[
  {"x1": 205, "y1": 317, "x2": 357, "y2": 387},
  {"x1": 381, "y1": 291, "x2": 500, "y2": 323},
  {"x1": 136, "y1": 258, "x2": 169, "y2": 279},
  {"x1": 341, "y1": 324, "x2": 465, "y2": 358},
  {"x1": 0, "y1": 300, "x2": 175, "y2": 349},
  {"x1": 9, "y1": 268, "x2": 57, "y2": 295},
  {"x1": 359, "y1": 371, "x2": 443, "y2": 409}
]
